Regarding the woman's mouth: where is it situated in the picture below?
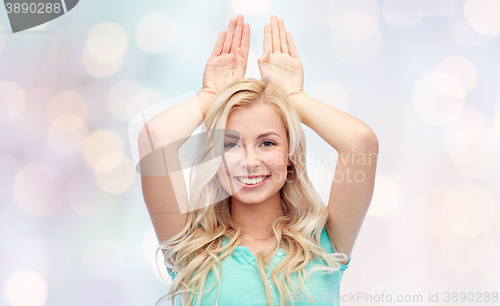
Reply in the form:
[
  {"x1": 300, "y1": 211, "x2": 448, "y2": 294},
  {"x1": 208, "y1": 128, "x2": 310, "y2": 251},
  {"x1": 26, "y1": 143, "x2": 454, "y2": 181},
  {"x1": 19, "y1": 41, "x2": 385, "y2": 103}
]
[{"x1": 233, "y1": 175, "x2": 271, "y2": 188}]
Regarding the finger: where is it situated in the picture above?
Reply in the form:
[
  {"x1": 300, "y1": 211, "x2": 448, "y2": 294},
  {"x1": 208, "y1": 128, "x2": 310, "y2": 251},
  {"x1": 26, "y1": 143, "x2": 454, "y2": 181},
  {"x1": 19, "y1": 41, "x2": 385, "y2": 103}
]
[
  {"x1": 234, "y1": 48, "x2": 246, "y2": 78},
  {"x1": 286, "y1": 30, "x2": 299, "y2": 58},
  {"x1": 263, "y1": 22, "x2": 272, "y2": 53},
  {"x1": 222, "y1": 17, "x2": 236, "y2": 54},
  {"x1": 231, "y1": 14, "x2": 244, "y2": 54},
  {"x1": 278, "y1": 18, "x2": 288, "y2": 55},
  {"x1": 211, "y1": 29, "x2": 226, "y2": 57},
  {"x1": 240, "y1": 23, "x2": 250, "y2": 60},
  {"x1": 271, "y1": 15, "x2": 280, "y2": 53}
]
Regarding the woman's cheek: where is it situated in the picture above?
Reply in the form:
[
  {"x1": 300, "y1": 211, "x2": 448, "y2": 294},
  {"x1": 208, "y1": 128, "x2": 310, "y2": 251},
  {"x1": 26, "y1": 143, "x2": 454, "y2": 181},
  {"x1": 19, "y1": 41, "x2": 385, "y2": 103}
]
[
  {"x1": 217, "y1": 163, "x2": 231, "y2": 191},
  {"x1": 262, "y1": 151, "x2": 287, "y2": 166},
  {"x1": 216, "y1": 154, "x2": 241, "y2": 194}
]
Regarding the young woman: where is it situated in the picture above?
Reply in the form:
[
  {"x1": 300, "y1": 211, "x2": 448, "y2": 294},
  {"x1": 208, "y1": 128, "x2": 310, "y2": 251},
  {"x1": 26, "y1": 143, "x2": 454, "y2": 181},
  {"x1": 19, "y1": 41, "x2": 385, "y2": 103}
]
[{"x1": 138, "y1": 15, "x2": 378, "y2": 306}]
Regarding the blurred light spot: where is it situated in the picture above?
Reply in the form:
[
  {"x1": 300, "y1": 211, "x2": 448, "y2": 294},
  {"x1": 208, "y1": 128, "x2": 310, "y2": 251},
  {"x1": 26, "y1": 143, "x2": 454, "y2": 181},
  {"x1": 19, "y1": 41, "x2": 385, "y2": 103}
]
[
  {"x1": 0, "y1": 238, "x2": 49, "y2": 281},
  {"x1": 442, "y1": 183, "x2": 495, "y2": 237},
  {"x1": 94, "y1": 154, "x2": 135, "y2": 194},
  {"x1": 464, "y1": 0, "x2": 500, "y2": 36},
  {"x1": 13, "y1": 163, "x2": 64, "y2": 217},
  {"x1": 94, "y1": 152, "x2": 124, "y2": 173},
  {"x1": 444, "y1": 104, "x2": 495, "y2": 165},
  {"x1": 422, "y1": 0, "x2": 456, "y2": 17},
  {"x1": 382, "y1": 0, "x2": 424, "y2": 27},
  {"x1": 128, "y1": 89, "x2": 164, "y2": 120},
  {"x1": 329, "y1": 0, "x2": 381, "y2": 23},
  {"x1": 67, "y1": 166, "x2": 120, "y2": 219},
  {"x1": 416, "y1": 187, "x2": 453, "y2": 240},
  {"x1": 5, "y1": 270, "x2": 47, "y2": 306},
  {"x1": 448, "y1": 7, "x2": 494, "y2": 46},
  {"x1": 412, "y1": 72, "x2": 465, "y2": 125},
  {"x1": 136, "y1": 14, "x2": 176, "y2": 53},
  {"x1": 83, "y1": 239, "x2": 124, "y2": 280},
  {"x1": 331, "y1": 11, "x2": 378, "y2": 41},
  {"x1": 86, "y1": 22, "x2": 128, "y2": 63},
  {"x1": 0, "y1": 82, "x2": 26, "y2": 122},
  {"x1": 434, "y1": 71, "x2": 466, "y2": 98},
  {"x1": 82, "y1": 48, "x2": 123, "y2": 78},
  {"x1": 47, "y1": 115, "x2": 88, "y2": 156},
  {"x1": 329, "y1": 11, "x2": 381, "y2": 64},
  {"x1": 0, "y1": 154, "x2": 21, "y2": 196},
  {"x1": 47, "y1": 91, "x2": 88, "y2": 121},
  {"x1": 83, "y1": 130, "x2": 124, "y2": 170},
  {"x1": 107, "y1": 81, "x2": 143, "y2": 122},
  {"x1": 437, "y1": 56, "x2": 477, "y2": 95},
  {"x1": 441, "y1": 232, "x2": 498, "y2": 273},
  {"x1": 231, "y1": 0, "x2": 271, "y2": 15},
  {"x1": 310, "y1": 82, "x2": 349, "y2": 112},
  {"x1": 367, "y1": 175, "x2": 399, "y2": 217}
]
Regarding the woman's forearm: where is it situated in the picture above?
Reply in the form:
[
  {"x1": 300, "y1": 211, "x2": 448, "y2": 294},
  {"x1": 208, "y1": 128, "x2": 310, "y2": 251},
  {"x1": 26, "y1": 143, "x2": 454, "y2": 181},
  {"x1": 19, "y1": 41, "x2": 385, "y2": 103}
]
[
  {"x1": 288, "y1": 92, "x2": 378, "y2": 153},
  {"x1": 137, "y1": 90, "x2": 216, "y2": 160}
]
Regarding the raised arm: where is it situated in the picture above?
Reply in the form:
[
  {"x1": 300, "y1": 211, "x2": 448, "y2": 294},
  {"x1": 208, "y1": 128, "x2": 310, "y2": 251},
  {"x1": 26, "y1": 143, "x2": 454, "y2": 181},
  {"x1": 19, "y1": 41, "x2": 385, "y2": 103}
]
[
  {"x1": 139, "y1": 15, "x2": 250, "y2": 244},
  {"x1": 257, "y1": 15, "x2": 378, "y2": 263}
]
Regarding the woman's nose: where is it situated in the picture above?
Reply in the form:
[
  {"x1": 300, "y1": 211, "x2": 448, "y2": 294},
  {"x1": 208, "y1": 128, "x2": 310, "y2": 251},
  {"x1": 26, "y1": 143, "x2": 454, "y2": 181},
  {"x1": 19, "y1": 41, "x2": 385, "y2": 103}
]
[{"x1": 241, "y1": 147, "x2": 261, "y2": 167}]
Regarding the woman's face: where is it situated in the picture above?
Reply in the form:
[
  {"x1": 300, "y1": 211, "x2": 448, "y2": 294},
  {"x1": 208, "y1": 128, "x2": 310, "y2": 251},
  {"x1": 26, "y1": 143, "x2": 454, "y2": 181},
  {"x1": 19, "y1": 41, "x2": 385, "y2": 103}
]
[{"x1": 217, "y1": 102, "x2": 292, "y2": 205}]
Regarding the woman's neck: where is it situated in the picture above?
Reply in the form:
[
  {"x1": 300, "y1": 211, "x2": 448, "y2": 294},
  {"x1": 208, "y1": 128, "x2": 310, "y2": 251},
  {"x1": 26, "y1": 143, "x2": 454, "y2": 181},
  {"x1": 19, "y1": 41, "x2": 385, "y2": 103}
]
[{"x1": 230, "y1": 193, "x2": 284, "y2": 240}]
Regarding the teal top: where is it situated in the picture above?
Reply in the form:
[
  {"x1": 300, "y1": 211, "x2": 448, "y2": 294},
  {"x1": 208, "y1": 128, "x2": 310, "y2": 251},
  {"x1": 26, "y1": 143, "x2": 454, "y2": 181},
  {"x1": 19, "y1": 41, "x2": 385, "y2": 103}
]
[{"x1": 166, "y1": 226, "x2": 350, "y2": 306}]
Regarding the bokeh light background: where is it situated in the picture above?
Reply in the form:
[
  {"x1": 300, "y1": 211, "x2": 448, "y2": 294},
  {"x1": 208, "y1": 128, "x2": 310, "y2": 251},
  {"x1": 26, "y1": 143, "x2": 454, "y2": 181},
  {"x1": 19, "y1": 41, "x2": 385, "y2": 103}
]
[{"x1": 1, "y1": 0, "x2": 500, "y2": 305}]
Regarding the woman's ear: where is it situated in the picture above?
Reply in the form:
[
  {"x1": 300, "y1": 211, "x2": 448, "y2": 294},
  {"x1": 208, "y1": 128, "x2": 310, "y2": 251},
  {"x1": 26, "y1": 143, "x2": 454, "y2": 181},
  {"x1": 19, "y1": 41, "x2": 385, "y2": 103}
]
[{"x1": 287, "y1": 153, "x2": 293, "y2": 166}]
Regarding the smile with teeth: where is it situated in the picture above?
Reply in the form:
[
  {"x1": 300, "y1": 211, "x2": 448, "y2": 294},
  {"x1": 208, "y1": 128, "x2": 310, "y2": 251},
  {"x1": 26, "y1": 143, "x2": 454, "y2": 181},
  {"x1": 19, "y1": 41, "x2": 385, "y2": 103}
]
[{"x1": 235, "y1": 176, "x2": 269, "y2": 185}]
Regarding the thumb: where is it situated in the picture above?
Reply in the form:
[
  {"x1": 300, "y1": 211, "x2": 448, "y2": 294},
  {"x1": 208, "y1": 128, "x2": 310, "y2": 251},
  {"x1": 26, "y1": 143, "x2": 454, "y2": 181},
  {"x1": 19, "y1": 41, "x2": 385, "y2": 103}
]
[
  {"x1": 258, "y1": 48, "x2": 270, "y2": 63},
  {"x1": 257, "y1": 49, "x2": 271, "y2": 75}
]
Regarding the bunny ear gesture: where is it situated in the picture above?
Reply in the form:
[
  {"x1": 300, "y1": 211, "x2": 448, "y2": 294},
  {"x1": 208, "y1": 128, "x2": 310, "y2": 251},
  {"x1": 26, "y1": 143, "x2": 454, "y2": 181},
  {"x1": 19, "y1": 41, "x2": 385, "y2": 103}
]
[
  {"x1": 258, "y1": 16, "x2": 304, "y2": 97},
  {"x1": 201, "y1": 15, "x2": 251, "y2": 97}
]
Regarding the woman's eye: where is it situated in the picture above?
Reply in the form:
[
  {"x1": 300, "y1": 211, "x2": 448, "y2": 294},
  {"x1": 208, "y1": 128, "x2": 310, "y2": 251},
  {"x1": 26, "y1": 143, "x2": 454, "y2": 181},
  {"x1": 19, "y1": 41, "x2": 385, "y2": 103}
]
[
  {"x1": 224, "y1": 143, "x2": 238, "y2": 149},
  {"x1": 261, "y1": 141, "x2": 276, "y2": 147}
]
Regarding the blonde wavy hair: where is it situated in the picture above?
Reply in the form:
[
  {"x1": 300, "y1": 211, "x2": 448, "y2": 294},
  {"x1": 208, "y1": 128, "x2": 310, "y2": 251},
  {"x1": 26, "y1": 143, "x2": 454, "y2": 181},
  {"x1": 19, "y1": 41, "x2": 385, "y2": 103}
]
[{"x1": 155, "y1": 79, "x2": 347, "y2": 306}]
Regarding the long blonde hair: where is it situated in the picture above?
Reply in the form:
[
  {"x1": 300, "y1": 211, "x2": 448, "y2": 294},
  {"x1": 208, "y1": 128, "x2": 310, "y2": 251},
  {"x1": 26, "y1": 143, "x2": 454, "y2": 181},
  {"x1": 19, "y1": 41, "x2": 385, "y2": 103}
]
[{"x1": 156, "y1": 79, "x2": 347, "y2": 306}]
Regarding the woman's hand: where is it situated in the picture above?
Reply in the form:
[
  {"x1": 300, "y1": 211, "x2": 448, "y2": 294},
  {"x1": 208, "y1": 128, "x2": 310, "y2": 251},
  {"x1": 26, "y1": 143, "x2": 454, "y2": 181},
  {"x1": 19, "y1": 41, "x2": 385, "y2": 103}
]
[
  {"x1": 257, "y1": 15, "x2": 304, "y2": 97},
  {"x1": 200, "y1": 14, "x2": 250, "y2": 98}
]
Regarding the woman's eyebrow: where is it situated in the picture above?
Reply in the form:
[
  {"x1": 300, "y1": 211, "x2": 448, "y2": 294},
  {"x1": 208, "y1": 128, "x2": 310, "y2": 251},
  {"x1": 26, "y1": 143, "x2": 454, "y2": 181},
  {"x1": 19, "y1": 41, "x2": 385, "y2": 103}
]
[
  {"x1": 224, "y1": 131, "x2": 280, "y2": 139},
  {"x1": 256, "y1": 132, "x2": 280, "y2": 139}
]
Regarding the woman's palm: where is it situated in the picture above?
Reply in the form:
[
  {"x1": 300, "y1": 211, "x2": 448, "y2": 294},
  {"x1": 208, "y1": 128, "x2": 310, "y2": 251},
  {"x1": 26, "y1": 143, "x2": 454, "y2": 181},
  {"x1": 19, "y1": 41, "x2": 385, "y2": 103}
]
[
  {"x1": 203, "y1": 53, "x2": 244, "y2": 96},
  {"x1": 257, "y1": 16, "x2": 304, "y2": 97},
  {"x1": 260, "y1": 51, "x2": 303, "y2": 96},
  {"x1": 201, "y1": 15, "x2": 250, "y2": 97}
]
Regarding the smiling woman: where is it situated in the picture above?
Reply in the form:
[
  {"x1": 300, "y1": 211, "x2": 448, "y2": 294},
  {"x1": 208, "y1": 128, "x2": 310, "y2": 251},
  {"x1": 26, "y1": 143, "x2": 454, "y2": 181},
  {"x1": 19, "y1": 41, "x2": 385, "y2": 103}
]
[{"x1": 138, "y1": 14, "x2": 378, "y2": 306}]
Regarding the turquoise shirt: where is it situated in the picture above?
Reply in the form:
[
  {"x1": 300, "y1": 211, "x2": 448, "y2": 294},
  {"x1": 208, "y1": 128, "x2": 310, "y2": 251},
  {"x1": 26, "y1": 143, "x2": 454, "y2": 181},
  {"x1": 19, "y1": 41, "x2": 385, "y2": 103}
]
[{"x1": 166, "y1": 226, "x2": 350, "y2": 305}]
